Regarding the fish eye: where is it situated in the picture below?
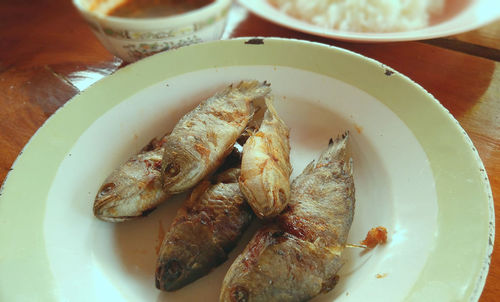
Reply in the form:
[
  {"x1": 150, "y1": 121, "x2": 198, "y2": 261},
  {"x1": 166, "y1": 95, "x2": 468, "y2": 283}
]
[
  {"x1": 271, "y1": 231, "x2": 285, "y2": 238},
  {"x1": 164, "y1": 162, "x2": 180, "y2": 177},
  {"x1": 99, "y1": 183, "x2": 115, "y2": 196},
  {"x1": 165, "y1": 259, "x2": 183, "y2": 281},
  {"x1": 230, "y1": 286, "x2": 249, "y2": 302}
]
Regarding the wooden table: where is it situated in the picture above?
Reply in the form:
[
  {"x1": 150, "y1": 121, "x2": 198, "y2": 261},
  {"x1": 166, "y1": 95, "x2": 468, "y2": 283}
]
[{"x1": 1, "y1": 0, "x2": 499, "y2": 300}]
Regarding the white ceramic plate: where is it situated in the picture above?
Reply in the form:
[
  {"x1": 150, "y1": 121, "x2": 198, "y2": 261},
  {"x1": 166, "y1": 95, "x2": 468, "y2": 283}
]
[
  {"x1": 0, "y1": 38, "x2": 493, "y2": 301},
  {"x1": 239, "y1": 0, "x2": 500, "y2": 42}
]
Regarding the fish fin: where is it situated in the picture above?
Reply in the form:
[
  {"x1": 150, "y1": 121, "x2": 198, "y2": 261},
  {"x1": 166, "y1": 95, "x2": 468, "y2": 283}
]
[
  {"x1": 236, "y1": 80, "x2": 270, "y2": 92},
  {"x1": 263, "y1": 95, "x2": 277, "y2": 118},
  {"x1": 319, "y1": 132, "x2": 349, "y2": 164},
  {"x1": 263, "y1": 95, "x2": 289, "y2": 129},
  {"x1": 302, "y1": 160, "x2": 316, "y2": 174},
  {"x1": 328, "y1": 131, "x2": 349, "y2": 146}
]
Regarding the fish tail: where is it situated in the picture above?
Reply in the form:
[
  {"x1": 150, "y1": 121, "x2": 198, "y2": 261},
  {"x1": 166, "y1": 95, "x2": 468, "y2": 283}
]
[
  {"x1": 235, "y1": 80, "x2": 272, "y2": 98},
  {"x1": 263, "y1": 95, "x2": 288, "y2": 129},
  {"x1": 326, "y1": 131, "x2": 349, "y2": 156},
  {"x1": 264, "y1": 94, "x2": 276, "y2": 114},
  {"x1": 313, "y1": 131, "x2": 350, "y2": 170}
]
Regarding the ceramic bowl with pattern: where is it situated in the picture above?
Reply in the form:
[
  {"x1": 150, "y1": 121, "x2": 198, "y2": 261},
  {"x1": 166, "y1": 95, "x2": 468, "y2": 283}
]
[{"x1": 73, "y1": 0, "x2": 231, "y2": 62}]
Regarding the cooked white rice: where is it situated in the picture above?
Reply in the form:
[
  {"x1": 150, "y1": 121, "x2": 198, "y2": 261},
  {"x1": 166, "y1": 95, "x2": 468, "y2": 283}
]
[{"x1": 269, "y1": 0, "x2": 445, "y2": 32}]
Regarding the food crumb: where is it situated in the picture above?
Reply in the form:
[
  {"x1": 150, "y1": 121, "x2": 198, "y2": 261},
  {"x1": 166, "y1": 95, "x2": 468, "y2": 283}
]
[
  {"x1": 376, "y1": 273, "x2": 388, "y2": 279},
  {"x1": 354, "y1": 124, "x2": 363, "y2": 134},
  {"x1": 155, "y1": 220, "x2": 166, "y2": 255},
  {"x1": 361, "y1": 226, "x2": 388, "y2": 248}
]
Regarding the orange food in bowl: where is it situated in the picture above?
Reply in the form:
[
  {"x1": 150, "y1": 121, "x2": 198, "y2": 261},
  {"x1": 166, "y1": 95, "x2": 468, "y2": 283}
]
[{"x1": 107, "y1": 0, "x2": 215, "y2": 18}]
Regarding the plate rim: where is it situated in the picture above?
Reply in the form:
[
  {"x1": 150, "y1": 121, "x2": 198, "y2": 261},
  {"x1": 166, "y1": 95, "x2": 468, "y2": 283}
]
[{"x1": 0, "y1": 37, "x2": 494, "y2": 301}]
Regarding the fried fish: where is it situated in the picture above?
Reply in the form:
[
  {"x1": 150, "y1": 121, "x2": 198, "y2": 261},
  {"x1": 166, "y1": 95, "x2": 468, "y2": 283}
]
[
  {"x1": 220, "y1": 133, "x2": 355, "y2": 302},
  {"x1": 161, "y1": 80, "x2": 271, "y2": 194},
  {"x1": 93, "y1": 136, "x2": 170, "y2": 222},
  {"x1": 155, "y1": 167, "x2": 254, "y2": 291},
  {"x1": 239, "y1": 95, "x2": 291, "y2": 219}
]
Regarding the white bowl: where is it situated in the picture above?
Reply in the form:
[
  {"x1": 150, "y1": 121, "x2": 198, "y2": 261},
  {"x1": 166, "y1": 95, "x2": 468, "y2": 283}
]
[{"x1": 73, "y1": 0, "x2": 231, "y2": 62}]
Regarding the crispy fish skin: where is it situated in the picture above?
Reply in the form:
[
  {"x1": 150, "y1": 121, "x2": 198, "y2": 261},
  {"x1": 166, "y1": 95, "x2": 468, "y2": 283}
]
[
  {"x1": 220, "y1": 133, "x2": 354, "y2": 302},
  {"x1": 161, "y1": 81, "x2": 271, "y2": 194},
  {"x1": 239, "y1": 96, "x2": 291, "y2": 219},
  {"x1": 155, "y1": 168, "x2": 254, "y2": 291},
  {"x1": 93, "y1": 137, "x2": 170, "y2": 222}
]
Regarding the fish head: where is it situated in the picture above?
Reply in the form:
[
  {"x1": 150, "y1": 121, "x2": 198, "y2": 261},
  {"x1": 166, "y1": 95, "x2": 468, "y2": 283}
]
[
  {"x1": 93, "y1": 149, "x2": 167, "y2": 222},
  {"x1": 222, "y1": 285, "x2": 250, "y2": 302},
  {"x1": 155, "y1": 258, "x2": 186, "y2": 291},
  {"x1": 155, "y1": 256, "x2": 207, "y2": 292},
  {"x1": 93, "y1": 175, "x2": 161, "y2": 222},
  {"x1": 155, "y1": 254, "x2": 223, "y2": 291},
  {"x1": 156, "y1": 221, "x2": 226, "y2": 291},
  {"x1": 94, "y1": 181, "x2": 128, "y2": 221},
  {"x1": 161, "y1": 142, "x2": 203, "y2": 194}
]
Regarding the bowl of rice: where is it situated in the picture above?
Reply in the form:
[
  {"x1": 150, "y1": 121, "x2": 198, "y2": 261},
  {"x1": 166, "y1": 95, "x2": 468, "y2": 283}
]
[
  {"x1": 268, "y1": 0, "x2": 445, "y2": 33},
  {"x1": 239, "y1": 0, "x2": 500, "y2": 42}
]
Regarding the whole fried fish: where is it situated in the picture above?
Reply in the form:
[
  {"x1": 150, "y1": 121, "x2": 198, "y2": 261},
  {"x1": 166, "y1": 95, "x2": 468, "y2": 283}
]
[
  {"x1": 239, "y1": 96, "x2": 291, "y2": 219},
  {"x1": 161, "y1": 80, "x2": 271, "y2": 194},
  {"x1": 220, "y1": 133, "x2": 355, "y2": 302},
  {"x1": 155, "y1": 168, "x2": 254, "y2": 291},
  {"x1": 94, "y1": 136, "x2": 170, "y2": 222}
]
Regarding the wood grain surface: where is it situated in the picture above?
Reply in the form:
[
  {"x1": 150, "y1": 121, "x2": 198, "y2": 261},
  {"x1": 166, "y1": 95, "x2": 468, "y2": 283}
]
[{"x1": 0, "y1": 0, "x2": 498, "y2": 300}]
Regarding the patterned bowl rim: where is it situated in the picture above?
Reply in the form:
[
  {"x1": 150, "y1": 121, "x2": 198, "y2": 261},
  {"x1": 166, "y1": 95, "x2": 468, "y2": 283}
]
[{"x1": 72, "y1": 0, "x2": 231, "y2": 29}]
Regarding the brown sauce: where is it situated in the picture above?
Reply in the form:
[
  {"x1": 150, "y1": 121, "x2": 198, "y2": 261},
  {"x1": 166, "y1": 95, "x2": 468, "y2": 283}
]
[{"x1": 107, "y1": 0, "x2": 214, "y2": 18}]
